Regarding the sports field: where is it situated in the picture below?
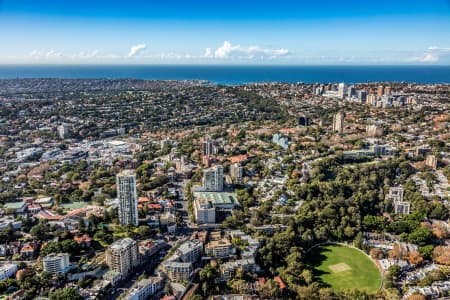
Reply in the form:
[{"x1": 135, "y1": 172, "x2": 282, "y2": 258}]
[{"x1": 305, "y1": 244, "x2": 382, "y2": 293}]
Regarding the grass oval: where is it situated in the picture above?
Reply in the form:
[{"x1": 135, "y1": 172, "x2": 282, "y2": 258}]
[{"x1": 306, "y1": 244, "x2": 382, "y2": 293}]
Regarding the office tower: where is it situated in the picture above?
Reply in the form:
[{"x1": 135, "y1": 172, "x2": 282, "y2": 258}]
[
  {"x1": 202, "y1": 136, "x2": 214, "y2": 156},
  {"x1": 377, "y1": 86, "x2": 385, "y2": 97},
  {"x1": 347, "y1": 86, "x2": 356, "y2": 97},
  {"x1": 117, "y1": 170, "x2": 139, "y2": 226},
  {"x1": 58, "y1": 124, "x2": 69, "y2": 139},
  {"x1": 106, "y1": 238, "x2": 139, "y2": 278},
  {"x1": 357, "y1": 90, "x2": 368, "y2": 102},
  {"x1": 298, "y1": 115, "x2": 310, "y2": 127},
  {"x1": 202, "y1": 165, "x2": 223, "y2": 191},
  {"x1": 332, "y1": 111, "x2": 345, "y2": 133},
  {"x1": 230, "y1": 163, "x2": 243, "y2": 182},
  {"x1": 338, "y1": 83, "x2": 346, "y2": 98},
  {"x1": 42, "y1": 253, "x2": 70, "y2": 275}
]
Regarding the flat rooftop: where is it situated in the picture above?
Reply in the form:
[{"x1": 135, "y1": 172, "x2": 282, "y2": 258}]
[
  {"x1": 193, "y1": 191, "x2": 239, "y2": 206},
  {"x1": 3, "y1": 202, "x2": 25, "y2": 209},
  {"x1": 109, "y1": 237, "x2": 135, "y2": 250}
]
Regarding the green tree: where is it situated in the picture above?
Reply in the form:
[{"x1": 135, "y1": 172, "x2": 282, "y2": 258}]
[
  {"x1": 418, "y1": 245, "x2": 434, "y2": 260},
  {"x1": 49, "y1": 287, "x2": 83, "y2": 300},
  {"x1": 388, "y1": 265, "x2": 402, "y2": 278},
  {"x1": 407, "y1": 227, "x2": 433, "y2": 246},
  {"x1": 199, "y1": 263, "x2": 220, "y2": 296},
  {"x1": 30, "y1": 222, "x2": 49, "y2": 240}
]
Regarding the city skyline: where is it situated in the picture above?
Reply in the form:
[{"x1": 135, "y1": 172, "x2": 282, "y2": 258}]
[{"x1": 1, "y1": 0, "x2": 450, "y2": 65}]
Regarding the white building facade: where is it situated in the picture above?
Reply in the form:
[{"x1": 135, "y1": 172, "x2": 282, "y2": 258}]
[
  {"x1": 117, "y1": 170, "x2": 139, "y2": 226},
  {"x1": 202, "y1": 165, "x2": 223, "y2": 192},
  {"x1": 0, "y1": 264, "x2": 17, "y2": 281},
  {"x1": 42, "y1": 253, "x2": 70, "y2": 275}
]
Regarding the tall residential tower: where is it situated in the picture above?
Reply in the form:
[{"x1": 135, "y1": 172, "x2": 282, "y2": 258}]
[
  {"x1": 117, "y1": 170, "x2": 139, "y2": 226},
  {"x1": 202, "y1": 165, "x2": 224, "y2": 192},
  {"x1": 332, "y1": 111, "x2": 345, "y2": 133},
  {"x1": 106, "y1": 238, "x2": 139, "y2": 278}
]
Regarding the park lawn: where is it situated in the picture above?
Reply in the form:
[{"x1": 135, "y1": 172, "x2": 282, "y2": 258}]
[{"x1": 306, "y1": 244, "x2": 382, "y2": 293}]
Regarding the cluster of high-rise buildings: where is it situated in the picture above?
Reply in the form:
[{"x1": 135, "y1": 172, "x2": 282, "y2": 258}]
[{"x1": 317, "y1": 82, "x2": 415, "y2": 108}]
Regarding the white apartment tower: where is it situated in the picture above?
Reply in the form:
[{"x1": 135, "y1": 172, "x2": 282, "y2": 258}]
[
  {"x1": 230, "y1": 163, "x2": 243, "y2": 182},
  {"x1": 106, "y1": 238, "x2": 139, "y2": 278},
  {"x1": 202, "y1": 136, "x2": 215, "y2": 156},
  {"x1": 117, "y1": 170, "x2": 139, "y2": 226},
  {"x1": 425, "y1": 155, "x2": 438, "y2": 169},
  {"x1": 338, "y1": 82, "x2": 346, "y2": 99},
  {"x1": 58, "y1": 124, "x2": 69, "y2": 139},
  {"x1": 387, "y1": 186, "x2": 410, "y2": 215},
  {"x1": 0, "y1": 264, "x2": 18, "y2": 281},
  {"x1": 42, "y1": 253, "x2": 70, "y2": 275},
  {"x1": 332, "y1": 111, "x2": 345, "y2": 133},
  {"x1": 202, "y1": 165, "x2": 223, "y2": 191}
]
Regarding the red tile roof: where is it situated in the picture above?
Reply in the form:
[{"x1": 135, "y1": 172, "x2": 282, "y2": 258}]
[
  {"x1": 148, "y1": 203, "x2": 163, "y2": 210},
  {"x1": 36, "y1": 210, "x2": 63, "y2": 221},
  {"x1": 138, "y1": 197, "x2": 150, "y2": 203},
  {"x1": 274, "y1": 276, "x2": 286, "y2": 289},
  {"x1": 74, "y1": 234, "x2": 91, "y2": 244}
]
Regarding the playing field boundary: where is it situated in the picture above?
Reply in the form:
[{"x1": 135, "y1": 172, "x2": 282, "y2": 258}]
[{"x1": 305, "y1": 241, "x2": 384, "y2": 291}]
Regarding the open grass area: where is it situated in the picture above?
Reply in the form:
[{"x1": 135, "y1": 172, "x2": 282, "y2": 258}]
[
  {"x1": 59, "y1": 201, "x2": 90, "y2": 210},
  {"x1": 306, "y1": 244, "x2": 382, "y2": 293}
]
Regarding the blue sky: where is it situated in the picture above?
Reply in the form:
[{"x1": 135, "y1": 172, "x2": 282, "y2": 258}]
[{"x1": 1, "y1": 0, "x2": 450, "y2": 64}]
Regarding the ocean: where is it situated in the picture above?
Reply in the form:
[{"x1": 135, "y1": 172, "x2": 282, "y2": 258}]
[{"x1": 0, "y1": 65, "x2": 449, "y2": 85}]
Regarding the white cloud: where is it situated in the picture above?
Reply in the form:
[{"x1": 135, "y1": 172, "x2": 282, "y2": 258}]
[
  {"x1": 128, "y1": 44, "x2": 147, "y2": 57},
  {"x1": 419, "y1": 52, "x2": 439, "y2": 62},
  {"x1": 428, "y1": 46, "x2": 450, "y2": 52},
  {"x1": 72, "y1": 50, "x2": 99, "y2": 59},
  {"x1": 28, "y1": 49, "x2": 63, "y2": 60},
  {"x1": 204, "y1": 41, "x2": 289, "y2": 60},
  {"x1": 213, "y1": 41, "x2": 241, "y2": 58},
  {"x1": 411, "y1": 46, "x2": 450, "y2": 63},
  {"x1": 45, "y1": 50, "x2": 62, "y2": 59},
  {"x1": 28, "y1": 50, "x2": 43, "y2": 58},
  {"x1": 203, "y1": 48, "x2": 213, "y2": 58},
  {"x1": 24, "y1": 49, "x2": 121, "y2": 62}
]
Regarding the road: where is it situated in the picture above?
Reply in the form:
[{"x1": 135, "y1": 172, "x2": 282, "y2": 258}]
[
  {"x1": 109, "y1": 178, "x2": 195, "y2": 299},
  {"x1": 172, "y1": 179, "x2": 195, "y2": 231}
]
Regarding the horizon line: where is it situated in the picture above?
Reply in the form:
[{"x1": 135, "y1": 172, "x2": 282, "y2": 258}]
[{"x1": 0, "y1": 64, "x2": 450, "y2": 67}]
